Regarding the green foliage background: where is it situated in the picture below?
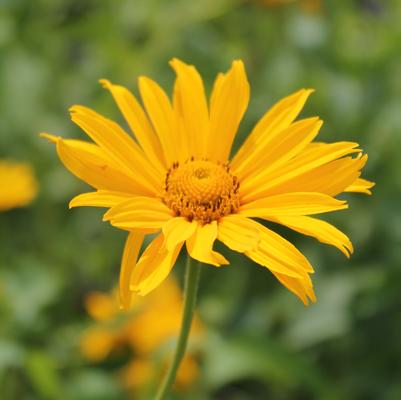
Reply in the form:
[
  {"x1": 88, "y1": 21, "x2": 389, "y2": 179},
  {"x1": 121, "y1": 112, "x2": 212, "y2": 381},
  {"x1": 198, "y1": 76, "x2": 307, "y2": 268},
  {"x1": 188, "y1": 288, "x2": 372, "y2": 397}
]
[{"x1": 0, "y1": 0, "x2": 400, "y2": 399}]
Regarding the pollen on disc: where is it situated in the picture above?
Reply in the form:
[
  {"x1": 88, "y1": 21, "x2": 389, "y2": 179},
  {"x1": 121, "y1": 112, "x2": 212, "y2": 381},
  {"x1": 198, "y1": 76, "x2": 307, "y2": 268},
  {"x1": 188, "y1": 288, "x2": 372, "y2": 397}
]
[{"x1": 163, "y1": 160, "x2": 240, "y2": 224}]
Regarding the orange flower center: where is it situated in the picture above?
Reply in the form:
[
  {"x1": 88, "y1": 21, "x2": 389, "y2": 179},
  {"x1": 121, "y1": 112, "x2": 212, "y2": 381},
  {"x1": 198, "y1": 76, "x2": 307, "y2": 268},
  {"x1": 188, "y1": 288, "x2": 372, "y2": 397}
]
[{"x1": 163, "y1": 159, "x2": 240, "y2": 224}]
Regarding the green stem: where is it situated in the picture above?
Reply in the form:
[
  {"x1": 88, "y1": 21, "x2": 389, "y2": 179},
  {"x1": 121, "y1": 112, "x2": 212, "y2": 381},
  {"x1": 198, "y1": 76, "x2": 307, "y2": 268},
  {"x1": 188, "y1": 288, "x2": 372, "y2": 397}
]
[{"x1": 155, "y1": 255, "x2": 202, "y2": 400}]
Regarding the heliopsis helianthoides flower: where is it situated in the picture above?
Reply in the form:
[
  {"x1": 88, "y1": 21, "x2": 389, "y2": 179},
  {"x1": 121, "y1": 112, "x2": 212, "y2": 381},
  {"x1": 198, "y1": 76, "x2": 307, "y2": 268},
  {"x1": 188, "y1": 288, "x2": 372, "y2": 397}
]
[
  {"x1": 0, "y1": 160, "x2": 38, "y2": 211},
  {"x1": 41, "y1": 59, "x2": 374, "y2": 307},
  {"x1": 80, "y1": 279, "x2": 202, "y2": 392}
]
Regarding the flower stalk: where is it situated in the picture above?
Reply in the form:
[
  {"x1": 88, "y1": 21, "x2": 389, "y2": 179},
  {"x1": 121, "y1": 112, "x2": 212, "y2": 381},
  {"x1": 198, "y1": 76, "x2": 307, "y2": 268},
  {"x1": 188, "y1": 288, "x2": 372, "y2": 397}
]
[{"x1": 155, "y1": 255, "x2": 201, "y2": 400}]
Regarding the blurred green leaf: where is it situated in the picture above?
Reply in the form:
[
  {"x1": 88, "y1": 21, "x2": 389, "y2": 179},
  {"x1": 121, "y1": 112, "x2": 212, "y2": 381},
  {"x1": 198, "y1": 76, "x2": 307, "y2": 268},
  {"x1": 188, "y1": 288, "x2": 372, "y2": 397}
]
[
  {"x1": 0, "y1": 340, "x2": 24, "y2": 370},
  {"x1": 65, "y1": 370, "x2": 123, "y2": 400},
  {"x1": 204, "y1": 331, "x2": 341, "y2": 399},
  {"x1": 25, "y1": 350, "x2": 63, "y2": 399}
]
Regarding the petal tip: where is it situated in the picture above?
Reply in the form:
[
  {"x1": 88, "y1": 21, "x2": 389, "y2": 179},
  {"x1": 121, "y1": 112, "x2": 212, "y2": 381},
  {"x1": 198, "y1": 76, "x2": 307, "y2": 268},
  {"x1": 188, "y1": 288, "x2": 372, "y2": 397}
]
[
  {"x1": 68, "y1": 105, "x2": 81, "y2": 115},
  {"x1": 40, "y1": 132, "x2": 59, "y2": 144},
  {"x1": 99, "y1": 79, "x2": 112, "y2": 89},
  {"x1": 231, "y1": 59, "x2": 247, "y2": 74},
  {"x1": 169, "y1": 57, "x2": 184, "y2": 67},
  {"x1": 138, "y1": 75, "x2": 148, "y2": 85},
  {"x1": 102, "y1": 211, "x2": 111, "y2": 221},
  {"x1": 232, "y1": 59, "x2": 245, "y2": 66}
]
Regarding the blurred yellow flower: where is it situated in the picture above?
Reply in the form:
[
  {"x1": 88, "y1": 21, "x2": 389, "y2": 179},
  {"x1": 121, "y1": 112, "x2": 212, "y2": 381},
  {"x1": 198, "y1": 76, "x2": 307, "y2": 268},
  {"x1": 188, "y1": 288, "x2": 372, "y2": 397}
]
[
  {"x1": 80, "y1": 327, "x2": 115, "y2": 361},
  {"x1": 0, "y1": 160, "x2": 38, "y2": 211},
  {"x1": 80, "y1": 278, "x2": 203, "y2": 391},
  {"x1": 120, "y1": 355, "x2": 199, "y2": 391},
  {"x1": 42, "y1": 59, "x2": 373, "y2": 306}
]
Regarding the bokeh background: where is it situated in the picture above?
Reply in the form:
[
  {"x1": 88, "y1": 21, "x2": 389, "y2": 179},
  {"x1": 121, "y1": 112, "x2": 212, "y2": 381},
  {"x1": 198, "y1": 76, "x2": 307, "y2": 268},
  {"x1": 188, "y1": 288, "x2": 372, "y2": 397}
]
[{"x1": 0, "y1": 0, "x2": 400, "y2": 399}]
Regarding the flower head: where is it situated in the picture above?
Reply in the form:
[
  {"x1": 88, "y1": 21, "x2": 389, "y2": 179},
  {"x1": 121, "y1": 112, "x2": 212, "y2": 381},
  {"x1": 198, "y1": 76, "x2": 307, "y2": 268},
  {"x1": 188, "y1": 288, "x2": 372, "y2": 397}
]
[
  {"x1": 0, "y1": 160, "x2": 38, "y2": 211},
  {"x1": 42, "y1": 59, "x2": 373, "y2": 307}
]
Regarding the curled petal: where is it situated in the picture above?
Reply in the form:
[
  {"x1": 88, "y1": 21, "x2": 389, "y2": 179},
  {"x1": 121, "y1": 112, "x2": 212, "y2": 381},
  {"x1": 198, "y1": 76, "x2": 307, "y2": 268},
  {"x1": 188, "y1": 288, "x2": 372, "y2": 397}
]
[
  {"x1": 245, "y1": 220, "x2": 313, "y2": 276},
  {"x1": 272, "y1": 271, "x2": 316, "y2": 305},
  {"x1": 186, "y1": 221, "x2": 229, "y2": 266},
  {"x1": 119, "y1": 231, "x2": 145, "y2": 309},
  {"x1": 345, "y1": 178, "x2": 375, "y2": 195},
  {"x1": 130, "y1": 235, "x2": 183, "y2": 296},
  {"x1": 271, "y1": 215, "x2": 354, "y2": 257},
  {"x1": 162, "y1": 217, "x2": 197, "y2": 252}
]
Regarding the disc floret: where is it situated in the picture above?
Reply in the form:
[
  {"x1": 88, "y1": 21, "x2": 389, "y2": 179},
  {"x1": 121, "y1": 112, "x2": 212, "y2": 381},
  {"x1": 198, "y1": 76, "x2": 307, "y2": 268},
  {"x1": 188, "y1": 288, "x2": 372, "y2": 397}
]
[{"x1": 163, "y1": 159, "x2": 240, "y2": 224}]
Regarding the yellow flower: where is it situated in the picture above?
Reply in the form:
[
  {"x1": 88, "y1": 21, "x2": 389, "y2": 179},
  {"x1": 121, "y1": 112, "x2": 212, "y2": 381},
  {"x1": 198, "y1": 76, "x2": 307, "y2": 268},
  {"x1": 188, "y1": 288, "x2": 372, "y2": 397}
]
[
  {"x1": 80, "y1": 279, "x2": 202, "y2": 391},
  {"x1": 80, "y1": 328, "x2": 116, "y2": 361},
  {"x1": 85, "y1": 291, "x2": 118, "y2": 321},
  {"x1": 0, "y1": 160, "x2": 38, "y2": 211},
  {"x1": 122, "y1": 277, "x2": 203, "y2": 355},
  {"x1": 120, "y1": 355, "x2": 199, "y2": 390},
  {"x1": 42, "y1": 59, "x2": 373, "y2": 306}
]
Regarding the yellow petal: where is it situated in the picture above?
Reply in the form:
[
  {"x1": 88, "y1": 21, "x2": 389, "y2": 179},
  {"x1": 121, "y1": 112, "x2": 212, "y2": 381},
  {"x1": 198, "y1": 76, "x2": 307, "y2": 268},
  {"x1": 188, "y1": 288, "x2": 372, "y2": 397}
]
[
  {"x1": 104, "y1": 196, "x2": 173, "y2": 230},
  {"x1": 256, "y1": 154, "x2": 368, "y2": 198},
  {"x1": 162, "y1": 217, "x2": 197, "y2": 252},
  {"x1": 271, "y1": 271, "x2": 316, "y2": 305},
  {"x1": 303, "y1": 141, "x2": 326, "y2": 150},
  {"x1": 241, "y1": 141, "x2": 361, "y2": 202},
  {"x1": 130, "y1": 235, "x2": 183, "y2": 296},
  {"x1": 271, "y1": 215, "x2": 353, "y2": 257},
  {"x1": 232, "y1": 88, "x2": 314, "y2": 172},
  {"x1": 345, "y1": 178, "x2": 375, "y2": 195},
  {"x1": 186, "y1": 221, "x2": 229, "y2": 266},
  {"x1": 316, "y1": 154, "x2": 368, "y2": 197},
  {"x1": 69, "y1": 190, "x2": 131, "y2": 209},
  {"x1": 217, "y1": 214, "x2": 260, "y2": 252},
  {"x1": 170, "y1": 58, "x2": 209, "y2": 158},
  {"x1": 138, "y1": 76, "x2": 178, "y2": 164},
  {"x1": 119, "y1": 231, "x2": 145, "y2": 309},
  {"x1": 40, "y1": 132, "x2": 58, "y2": 143},
  {"x1": 99, "y1": 79, "x2": 166, "y2": 171},
  {"x1": 245, "y1": 220, "x2": 313, "y2": 275},
  {"x1": 240, "y1": 192, "x2": 348, "y2": 217},
  {"x1": 235, "y1": 117, "x2": 323, "y2": 183},
  {"x1": 172, "y1": 85, "x2": 190, "y2": 161},
  {"x1": 70, "y1": 105, "x2": 162, "y2": 192},
  {"x1": 208, "y1": 60, "x2": 250, "y2": 162},
  {"x1": 55, "y1": 137, "x2": 149, "y2": 195}
]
